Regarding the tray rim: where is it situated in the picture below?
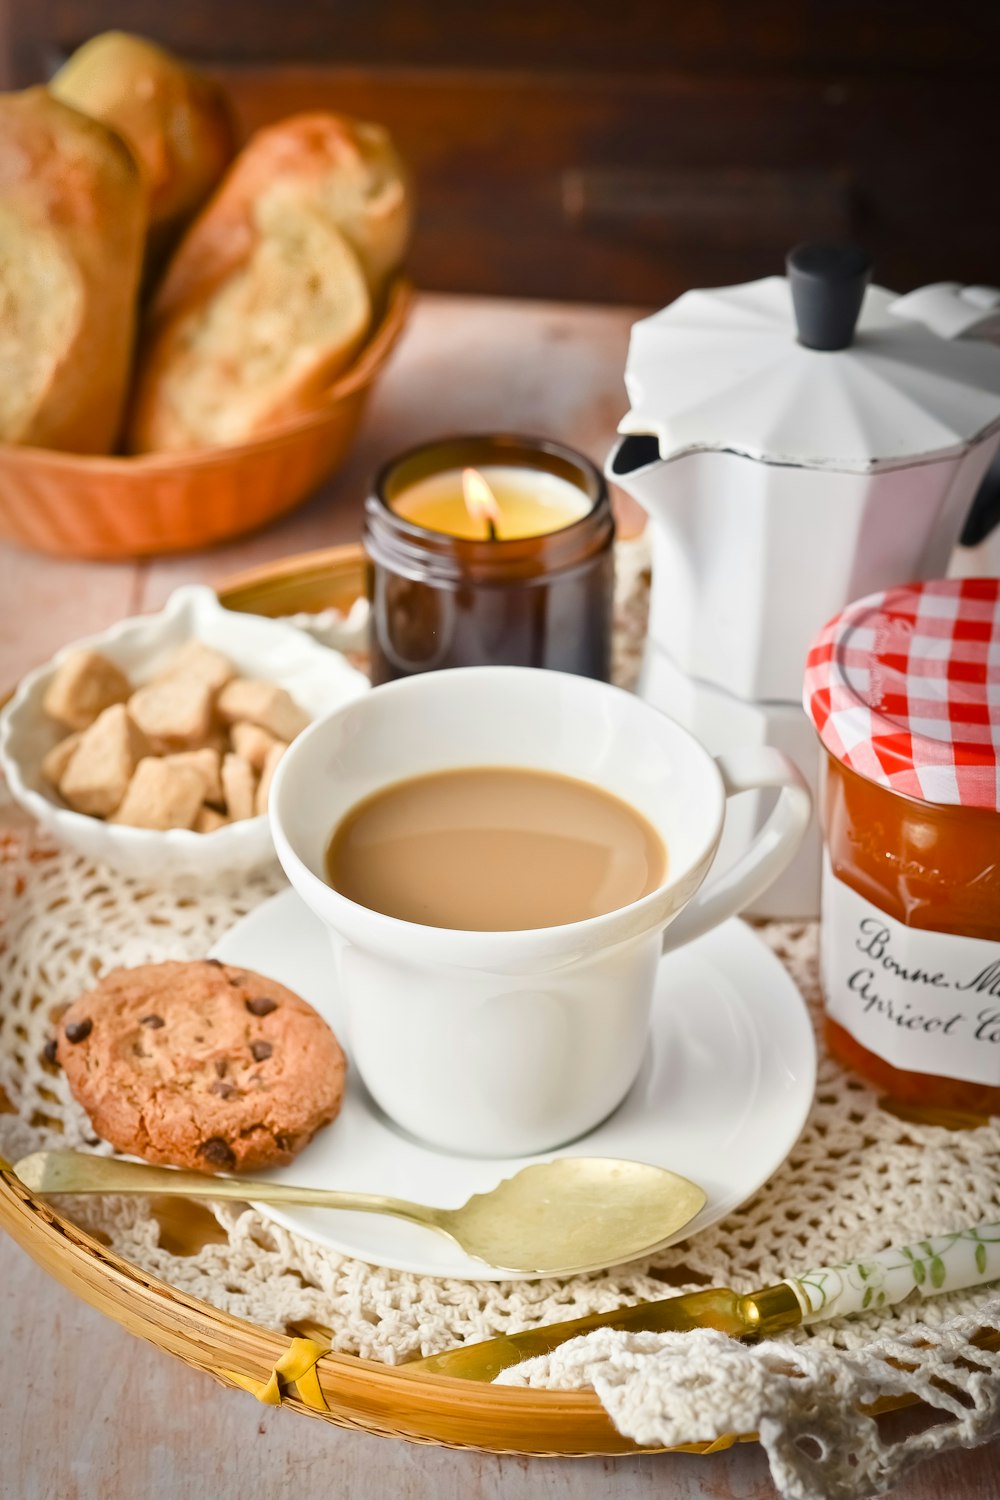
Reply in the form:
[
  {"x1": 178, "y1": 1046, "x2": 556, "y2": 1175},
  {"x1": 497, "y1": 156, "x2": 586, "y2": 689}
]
[{"x1": 0, "y1": 542, "x2": 995, "y2": 1458}]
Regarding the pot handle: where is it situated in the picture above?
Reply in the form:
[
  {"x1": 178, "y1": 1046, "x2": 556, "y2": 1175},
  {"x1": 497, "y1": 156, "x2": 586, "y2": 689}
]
[
  {"x1": 960, "y1": 454, "x2": 1000, "y2": 547},
  {"x1": 888, "y1": 283, "x2": 1000, "y2": 547},
  {"x1": 660, "y1": 747, "x2": 811, "y2": 954}
]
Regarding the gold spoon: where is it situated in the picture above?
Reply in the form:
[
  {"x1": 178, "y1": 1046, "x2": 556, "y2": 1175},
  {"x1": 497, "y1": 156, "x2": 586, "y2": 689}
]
[{"x1": 13, "y1": 1150, "x2": 705, "y2": 1276}]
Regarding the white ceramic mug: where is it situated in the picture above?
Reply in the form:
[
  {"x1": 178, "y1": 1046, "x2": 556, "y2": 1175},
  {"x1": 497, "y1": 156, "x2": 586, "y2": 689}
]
[{"x1": 270, "y1": 667, "x2": 810, "y2": 1157}]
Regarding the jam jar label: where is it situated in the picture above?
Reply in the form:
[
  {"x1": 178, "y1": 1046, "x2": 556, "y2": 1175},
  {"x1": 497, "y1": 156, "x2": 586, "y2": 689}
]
[{"x1": 821, "y1": 859, "x2": 1000, "y2": 1086}]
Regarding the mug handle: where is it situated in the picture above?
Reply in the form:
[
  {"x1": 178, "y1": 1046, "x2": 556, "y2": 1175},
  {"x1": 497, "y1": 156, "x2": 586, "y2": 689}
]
[{"x1": 660, "y1": 747, "x2": 812, "y2": 954}]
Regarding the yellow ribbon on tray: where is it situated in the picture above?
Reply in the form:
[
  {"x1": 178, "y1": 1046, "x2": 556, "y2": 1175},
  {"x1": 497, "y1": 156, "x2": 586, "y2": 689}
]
[{"x1": 224, "y1": 1336, "x2": 329, "y2": 1411}]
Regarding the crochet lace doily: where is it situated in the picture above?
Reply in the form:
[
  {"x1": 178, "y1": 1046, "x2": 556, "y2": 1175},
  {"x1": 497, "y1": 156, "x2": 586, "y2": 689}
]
[{"x1": 1, "y1": 546, "x2": 999, "y2": 1500}]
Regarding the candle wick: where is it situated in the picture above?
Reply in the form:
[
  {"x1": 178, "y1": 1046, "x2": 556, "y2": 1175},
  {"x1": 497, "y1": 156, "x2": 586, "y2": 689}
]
[{"x1": 486, "y1": 517, "x2": 499, "y2": 541}]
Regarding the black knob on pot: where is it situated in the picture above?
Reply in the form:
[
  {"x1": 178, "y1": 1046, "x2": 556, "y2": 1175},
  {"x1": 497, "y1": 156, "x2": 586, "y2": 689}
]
[{"x1": 786, "y1": 242, "x2": 873, "y2": 351}]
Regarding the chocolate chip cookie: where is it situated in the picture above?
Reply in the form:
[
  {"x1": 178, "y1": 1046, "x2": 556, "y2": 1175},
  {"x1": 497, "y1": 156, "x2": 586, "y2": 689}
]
[{"x1": 56, "y1": 960, "x2": 346, "y2": 1172}]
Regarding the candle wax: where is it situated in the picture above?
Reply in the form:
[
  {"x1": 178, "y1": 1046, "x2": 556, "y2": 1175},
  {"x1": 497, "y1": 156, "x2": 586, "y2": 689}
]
[{"x1": 391, "y1": 465, "x2": 591, "y2": 540}]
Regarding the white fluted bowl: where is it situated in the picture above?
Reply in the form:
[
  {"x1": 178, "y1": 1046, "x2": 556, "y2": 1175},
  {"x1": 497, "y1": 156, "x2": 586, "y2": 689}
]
[{"x1": 0, "y1": 585, "x2": 368, "y2": 885}]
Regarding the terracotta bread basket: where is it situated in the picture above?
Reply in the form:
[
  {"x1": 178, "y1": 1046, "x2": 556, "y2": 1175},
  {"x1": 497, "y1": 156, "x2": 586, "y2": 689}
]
[{"x1": 0, "y1": 280, "x2": 411, "y2": 562}]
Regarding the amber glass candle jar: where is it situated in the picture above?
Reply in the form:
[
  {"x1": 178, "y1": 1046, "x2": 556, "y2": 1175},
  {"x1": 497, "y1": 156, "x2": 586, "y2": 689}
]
[
  {"x1": 364, "y1": 435, "x2": 615, "y2": 685},
  {"x1": 804, "y1": 579, "x2": 1000, "y2": 1124}
]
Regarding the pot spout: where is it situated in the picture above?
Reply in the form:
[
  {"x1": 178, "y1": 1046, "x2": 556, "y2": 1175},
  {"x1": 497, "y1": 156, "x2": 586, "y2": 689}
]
[{"x1": 605, "y1": 434, "x2": 666, "y2": 515}]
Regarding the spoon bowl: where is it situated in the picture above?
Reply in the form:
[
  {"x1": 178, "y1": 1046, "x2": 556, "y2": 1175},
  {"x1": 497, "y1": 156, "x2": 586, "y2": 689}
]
[{"x1": 432, "y1": 1157, "x2": 707, "y2": 1274}]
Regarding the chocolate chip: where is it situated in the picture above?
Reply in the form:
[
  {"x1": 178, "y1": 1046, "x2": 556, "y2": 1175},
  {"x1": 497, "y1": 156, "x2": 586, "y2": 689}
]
[
  {"x1": 210, "y1": 1082, "x2": 236, "y2": 1099},
  {"x1": 64, "y1": 1019, "x2": 92, "y2": 1044},
  {"x1": 205, "y1": 958, "x2": 224, "y2": 968},
  {"x1": 42, "y1": 1038, "x2": 59, "y2": 1066},
  {"x1": 250, "y1": 1041, "x2": 273, "y2": 1062},
  {"x1": 140, "y1": 1014, "x2": 165, "y2": 1029},
  {"x1": 245, "y1": 997, "x2": 277, "y2": 1017},
  {"x1": 214, "y1": 1057, "x2": 228, "y2": 1078},
  {"x1": 198, "y1": 1137, "x2": 236, "y2": 1169}
]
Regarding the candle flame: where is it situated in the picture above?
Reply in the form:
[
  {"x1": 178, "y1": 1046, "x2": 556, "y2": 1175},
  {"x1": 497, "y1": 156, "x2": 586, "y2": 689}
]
[{"x1": 462, "y1": 468, "x2": 504, "y2": 538}]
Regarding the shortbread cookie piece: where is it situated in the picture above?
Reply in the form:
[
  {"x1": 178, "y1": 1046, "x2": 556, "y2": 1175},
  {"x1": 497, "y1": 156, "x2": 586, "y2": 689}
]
[
  {"x1": 56, "y1": 959, "x2": 347, "y2": 1172},
  {"x1": 59, "y1": 705, "x2": 151, "y2": 817},
  {"x1": 221, "y1": 752, "x2": 257, "y2": 821},
  {"x1": 230, "y1": 720, "x2": 285, "y2": 772},
  {"x1": 41, "y1": 731, "x2": 82, "y2": 788},
  {"x1": 43, "y1": 649, "x2": 130, "y2": 731},
  {"x1": 216, "y1": 679, "x2": 309, "y2": 742},
  {"x1": 194, "y1": 805, "x2": 230, "y2": 833},
  {"x1": 254, "y1": 742, "x2": 285, "y2": 816},
  {"x1": 155, "y1": 639, "x2": 235, "y2": 694},
  {"x1": 162, "y1": 747, "x2": 223, "y2": 806},
  {"x1": 110, "y1": 756, "x2": 205, "y2": 829},
  {"x1": 128, "y1": 674, "x2": 214, "y2": 749}
]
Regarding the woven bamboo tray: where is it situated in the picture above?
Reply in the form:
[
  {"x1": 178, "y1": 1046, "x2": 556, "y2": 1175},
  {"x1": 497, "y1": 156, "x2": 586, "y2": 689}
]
[{"x1": 0, "y1": 545, "x2": 979, "y2": 1458}]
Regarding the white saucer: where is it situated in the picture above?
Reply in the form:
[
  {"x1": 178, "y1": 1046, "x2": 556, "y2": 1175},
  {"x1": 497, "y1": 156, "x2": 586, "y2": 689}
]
[{"x1": 211, "y1": 889, "x2": 816, "y2": 1280}]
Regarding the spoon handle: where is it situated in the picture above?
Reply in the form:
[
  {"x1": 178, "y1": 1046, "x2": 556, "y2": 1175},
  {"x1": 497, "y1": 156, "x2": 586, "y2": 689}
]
[{"x1": 12, "y1": 1149, "x2": 447, "y2": 1232}]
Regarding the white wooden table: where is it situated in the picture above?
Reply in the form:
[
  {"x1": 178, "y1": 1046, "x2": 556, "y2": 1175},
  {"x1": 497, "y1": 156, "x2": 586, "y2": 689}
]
[{"x1": 1, "y1": 293, "x2": 997, "y2": 1500}]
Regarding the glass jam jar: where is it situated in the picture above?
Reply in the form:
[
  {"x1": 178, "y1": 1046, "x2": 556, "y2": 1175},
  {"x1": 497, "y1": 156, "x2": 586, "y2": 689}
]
[{"x1": 804, "y1": 578, "x2": 1000, "y2": 1123}]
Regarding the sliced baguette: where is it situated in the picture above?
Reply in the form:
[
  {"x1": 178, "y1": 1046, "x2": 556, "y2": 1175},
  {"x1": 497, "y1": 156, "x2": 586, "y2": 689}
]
[
  {"x1": 127, "y1": 111, "x2": 411, "y2": 454},
  {"x1": 127, "y1": 190, "x2": 372, "y2": 452},
  {"x1": 0, "y1": 88, "x2": 145, "y2": 453},
  {"x1": 148, "y1": 112, "x2": 410, "y2": 319}
]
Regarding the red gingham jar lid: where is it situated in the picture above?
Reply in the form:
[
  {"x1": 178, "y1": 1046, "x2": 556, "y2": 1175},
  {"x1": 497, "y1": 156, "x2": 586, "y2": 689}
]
[{"x1": 803, "y1": 578, "x2": 1000, "y2": 810}]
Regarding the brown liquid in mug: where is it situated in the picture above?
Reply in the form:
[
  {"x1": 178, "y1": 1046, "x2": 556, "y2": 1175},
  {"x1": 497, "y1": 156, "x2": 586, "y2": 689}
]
[{"x1": 325, "y1": 766, "x2": 667, "y2": 931}]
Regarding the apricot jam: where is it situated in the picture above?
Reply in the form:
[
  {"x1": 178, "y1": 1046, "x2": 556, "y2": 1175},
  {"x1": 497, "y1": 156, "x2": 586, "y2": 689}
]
[
  {"x1": 821, "y1": 756, "x2": 1000, "y2": 1119},
  {"x1": 805, "y1": 578, "x2": 1000, "y2": 1122}
]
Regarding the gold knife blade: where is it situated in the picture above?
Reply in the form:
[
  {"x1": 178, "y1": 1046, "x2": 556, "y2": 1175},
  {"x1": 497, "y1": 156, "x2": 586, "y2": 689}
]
[{"x1": 406, "y1": 1282, "x2": 803, "y2": 1382}]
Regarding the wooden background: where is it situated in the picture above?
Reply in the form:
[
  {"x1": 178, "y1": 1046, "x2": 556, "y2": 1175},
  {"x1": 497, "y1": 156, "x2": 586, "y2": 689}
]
[{"x1": 1, "y1": 0, "x2": 998, "y2": 303}]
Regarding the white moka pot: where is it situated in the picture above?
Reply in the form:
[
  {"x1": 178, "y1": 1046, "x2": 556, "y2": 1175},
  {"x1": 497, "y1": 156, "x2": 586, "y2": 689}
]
[{"x1": 608, "y1": 246, "x2": 1000, "y2": 704}]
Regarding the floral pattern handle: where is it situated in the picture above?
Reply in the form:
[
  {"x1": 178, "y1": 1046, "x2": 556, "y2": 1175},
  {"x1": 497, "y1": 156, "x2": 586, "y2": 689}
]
[{"x1": 785, "y1": 1224, "x2": 1000, "y2": 1323}]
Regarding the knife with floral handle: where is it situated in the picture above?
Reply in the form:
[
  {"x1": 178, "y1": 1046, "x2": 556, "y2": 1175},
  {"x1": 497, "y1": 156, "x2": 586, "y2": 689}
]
[
  {"x1": 408, "y1": 1223, "x2": 1000, "y2": 1381},
  {"x1": 786, "y1": 1224, "x2": 1000, "y2": 1321}
]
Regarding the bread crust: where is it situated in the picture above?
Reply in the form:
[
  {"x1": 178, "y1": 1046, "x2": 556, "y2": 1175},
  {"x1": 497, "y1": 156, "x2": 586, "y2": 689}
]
[
  {"x1": 51, "y1": 31, "x2": 236, "y2": 266},
  {"x1": 0, "y1": 88, "x2": 145, "y2": 453},
  {"x1": 148, "y1": 112, "x2": 410, "y2": 324}
]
